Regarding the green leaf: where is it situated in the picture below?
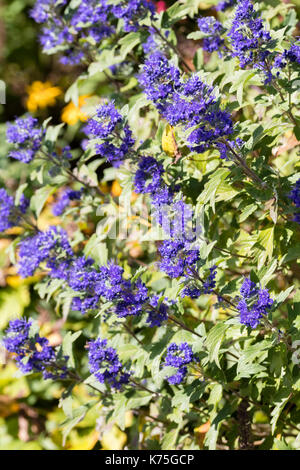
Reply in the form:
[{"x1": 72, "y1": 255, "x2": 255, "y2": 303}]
[
  {"x1": 239, "y1": 203, "x2": 258, "y2": 223},
  {"x1": 119, "y1": 32, "x2": 143, "y2": 58},
  {"x1": 61, "y1": 405, "x2": 88, "y2": 446},
  {"x1": 161, "y1": 1, "x2": 192, "y2": 27},
  {"x1": 62, "y1": 331, "x2": 82, "y2": 368},
  {"x1": 45, "y1": 123, "x2": 65, "y2": 147},
  {"x1": 205, "y1": 403, "x2": 236, "y2": 450},
  {"x1": 215, "y1": 182, "x2": 239, "y2": 202},
  {"x1": 275, "y1": 285, "x2": 294, "y2": 305},
  {"x1": 126, "y1": 392, "x2": 152, "y2": 410},
  {"x1": 30, "y1": 185, "x2": 57, "y2": 218},
  {"x1": 205, "y1": 322, "x2": 228, "y2": 368},
  {"x1": 198, "y1": 168, "x2": 230, "y2": 212},
  {"x1": 271, "y1": 389, "x2": 291, "y2": 434},
  {"x1": 83, "y1": 235, "x2": 108, "y2": 265},
  {"x1": 255, "y1": 227, "x2": 274, "y2": 270},
  {"x1": 161, "y1": 427, "x2": 179, "y2": 450},
  {"x1": 14, "y1": 183, "x2": 28, "y2": 206},
  {"x1": 88, "y1": 48, "x2": 122, "y2": 75}
]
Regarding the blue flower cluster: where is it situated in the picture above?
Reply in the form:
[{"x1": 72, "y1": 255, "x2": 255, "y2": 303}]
[
  {"x1": 68, "y1": 257, "x2": 169, "y2": 327},
  {"x1": 3, "y1": 318, "x2": 68, "y2": 379},
  {"x1": 6, "y1": 116, "x2": 44, "y2": 163},
  {"x1": 63, "y1": 256, "x2": 147, "y2": 317},
  {"x1": 115, "y1": 279, "x2": 149, "y2": 318},
  {"x1": 31, "y1": 0, "x2": 155, "y2": 65},
  {"x1": 238, "y1": 278, "x2": 273, "y2": 328},
  {"x1": 159, "y1": 239, "x2": 199, "y2": 278},
  {"x1": 228, "y1": 0, "x2": 272, "y2": 73},
  {"x1": 31, "y1": 0, "x2": 115, "y2": 65},
  {"x1": 134, "y1": 155, "x2": 178, "y2": 210},
  {"x1": 197, "y1": 1, "x2": 299, "y2": 84},
  {"x1": 0, "y1": 189, "x2": 29, "y2": 232},
  {"x1": 156, "y1": 200, "x2": 195, "y2": 240},
  {"x1": 181, "y1": 265, "x2": 217, "y2": 298},
  {"x1": 52, "y1": 188, "x2": 82, "y2": 216},
  {"x1": 87, "y1": 337, "x2": 130, "y2": 390},
  {"x1": 142, "y1": 27, "x2": 167, "y2": 55},
  {"x1": 288, "y1": 178, "x2": 300, "y2": 224},
  {"x1": 67, "y1": 258, "x2": 124, "y2": 313},
  {"x1": 227, "y1": 0, "x2": 298, "y2": 83},
  {"x1": 146, "y1": 296, "x2": 169, "y2": 328},
  {"x1": 163, "y1": 342, "x2": 197, "y2": 385},
  {"x1": 84, "y1": 102, "x2": 135, "y2": 167},
  {"x1": 17, "y1": 226, "x2": 73, "y2": 278},
  {"x1": 139, "y1": 52, "x2": 234, "y2": 158},
  {"x1": 15, "y1": 219, "x2": 170, "y2": 326},
  {"x1": 274, "y1": 44, "x2": 300, "y2": 69},
  {"x1": 216, "y1": 0, "x2": 236, "y2": 11},
  {"x1": 197, "y1": 17, "x2": 224, "y2": 53},
  {"x1": 134, "y1": 156, "x2": 164, "y2": 195},
  {"x1": 111, "y1": 0, "x2": 155, "y2": 33}
]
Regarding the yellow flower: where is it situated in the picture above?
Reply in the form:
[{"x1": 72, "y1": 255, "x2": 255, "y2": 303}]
[
  {"x1": 26, "y1": 81, "x2": 62, "y2": 112},
  {"x1": 61, "y1": 95, "x2": 90, "y2": 125}
]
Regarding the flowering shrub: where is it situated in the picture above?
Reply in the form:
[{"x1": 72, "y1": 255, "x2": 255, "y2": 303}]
[{"x1": 0, "y1": 0, "x2": 300, "y2": 450}]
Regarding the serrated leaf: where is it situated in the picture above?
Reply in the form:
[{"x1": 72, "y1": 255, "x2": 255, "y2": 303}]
[
  {"x1": 161, "y1": 427, "x2": 179, "y2": 450},
  {"x1": 205, "y1": 322, "x2": 228, "y2": 368},
  {"x1": 271, "y1": 389, "x2": 291, "y2": 434},
  {"x1": 62, "y1": 331, "x2": 82, "y2": 368},
  {"x1": 255, "y1": 227, "x2": 274, "y2": 270}
]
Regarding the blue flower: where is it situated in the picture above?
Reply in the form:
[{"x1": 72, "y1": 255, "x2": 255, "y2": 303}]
[
  {"x1": 115, "y1": 279, "x2": 149, "y2": 318},
  {"x1": 87, "y1": 337, "x2": 130, "y2": 390},
  {"x1": 181, "y1": 265, "x2": 217, "y2": 298},
  {"x1": 238, "y1": 278, "x2": 273, "y2": 328},
  {"x1": 64, "y1": 257, "x2": 149, "y2": 318},
  {"x1": 159, "y1": 239, "x2": 199, "y2": 278},
  {"x1": 216, "y1": 0, "x2": 236, "y2": 11},
  {"x1": 31, "y1": 0, "x2": 67, "y2": 24},
  {"x1": 6, "y1": 116, "x2": 44, "y2": 163},
  {"x1": 84, "y1": 102, "x2": 135, "y2": 167},
  {"x1": 31, "y1": 0, "x2": 115, "y2": 64},
  {"x1": 3, "y1": 318, "x2": 68, "y2": 379},
  {"x1": 288, "y1": 178, "x2": 300, "y2": 207},
  {"x1": 0, "y1": 188, "x2": 29, "y2": 232},
  {"x1": 139, "y1": 53, "x2": 234, "y2": 156},
  {"x1": 111, "y1": 0, "x2": 155, "y2": 33},
  {"x1": 288, "y1": 178, "x2": 300, "y2": 224},
  {"x1": 52, "y1": 188, "x2": 82, "y2": 216},
  {"x1": 163, "y1": 342, "x2": 197, "y2": 385},
  {"x1": 197, "y1": 17, "x2": 224, "y2": 53},
  {"x1": 17, "y1": 226, "x2": 73, "y2": 278},
  {"x1": 228, "y1": 0, "x2": 272, "y2": 75},
  {"x1": 146, "y1": 296, "x2": 169, "y2": 327},
  {"x1": 134, "y1": 156, "x2": 164, "y2": 195}
]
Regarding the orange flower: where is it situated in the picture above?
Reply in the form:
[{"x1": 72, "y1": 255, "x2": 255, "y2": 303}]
[
  {"x1": 26, "y1": 81, "x2": 62, "y2": 112},
  {"x1": 61, "y1": 95, "x2": 90, "y2": 125}
]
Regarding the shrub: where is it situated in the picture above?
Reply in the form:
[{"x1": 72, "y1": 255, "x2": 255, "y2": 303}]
[{"x1": 0, "y1": 0, "x2": 300, "y2": 450}]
